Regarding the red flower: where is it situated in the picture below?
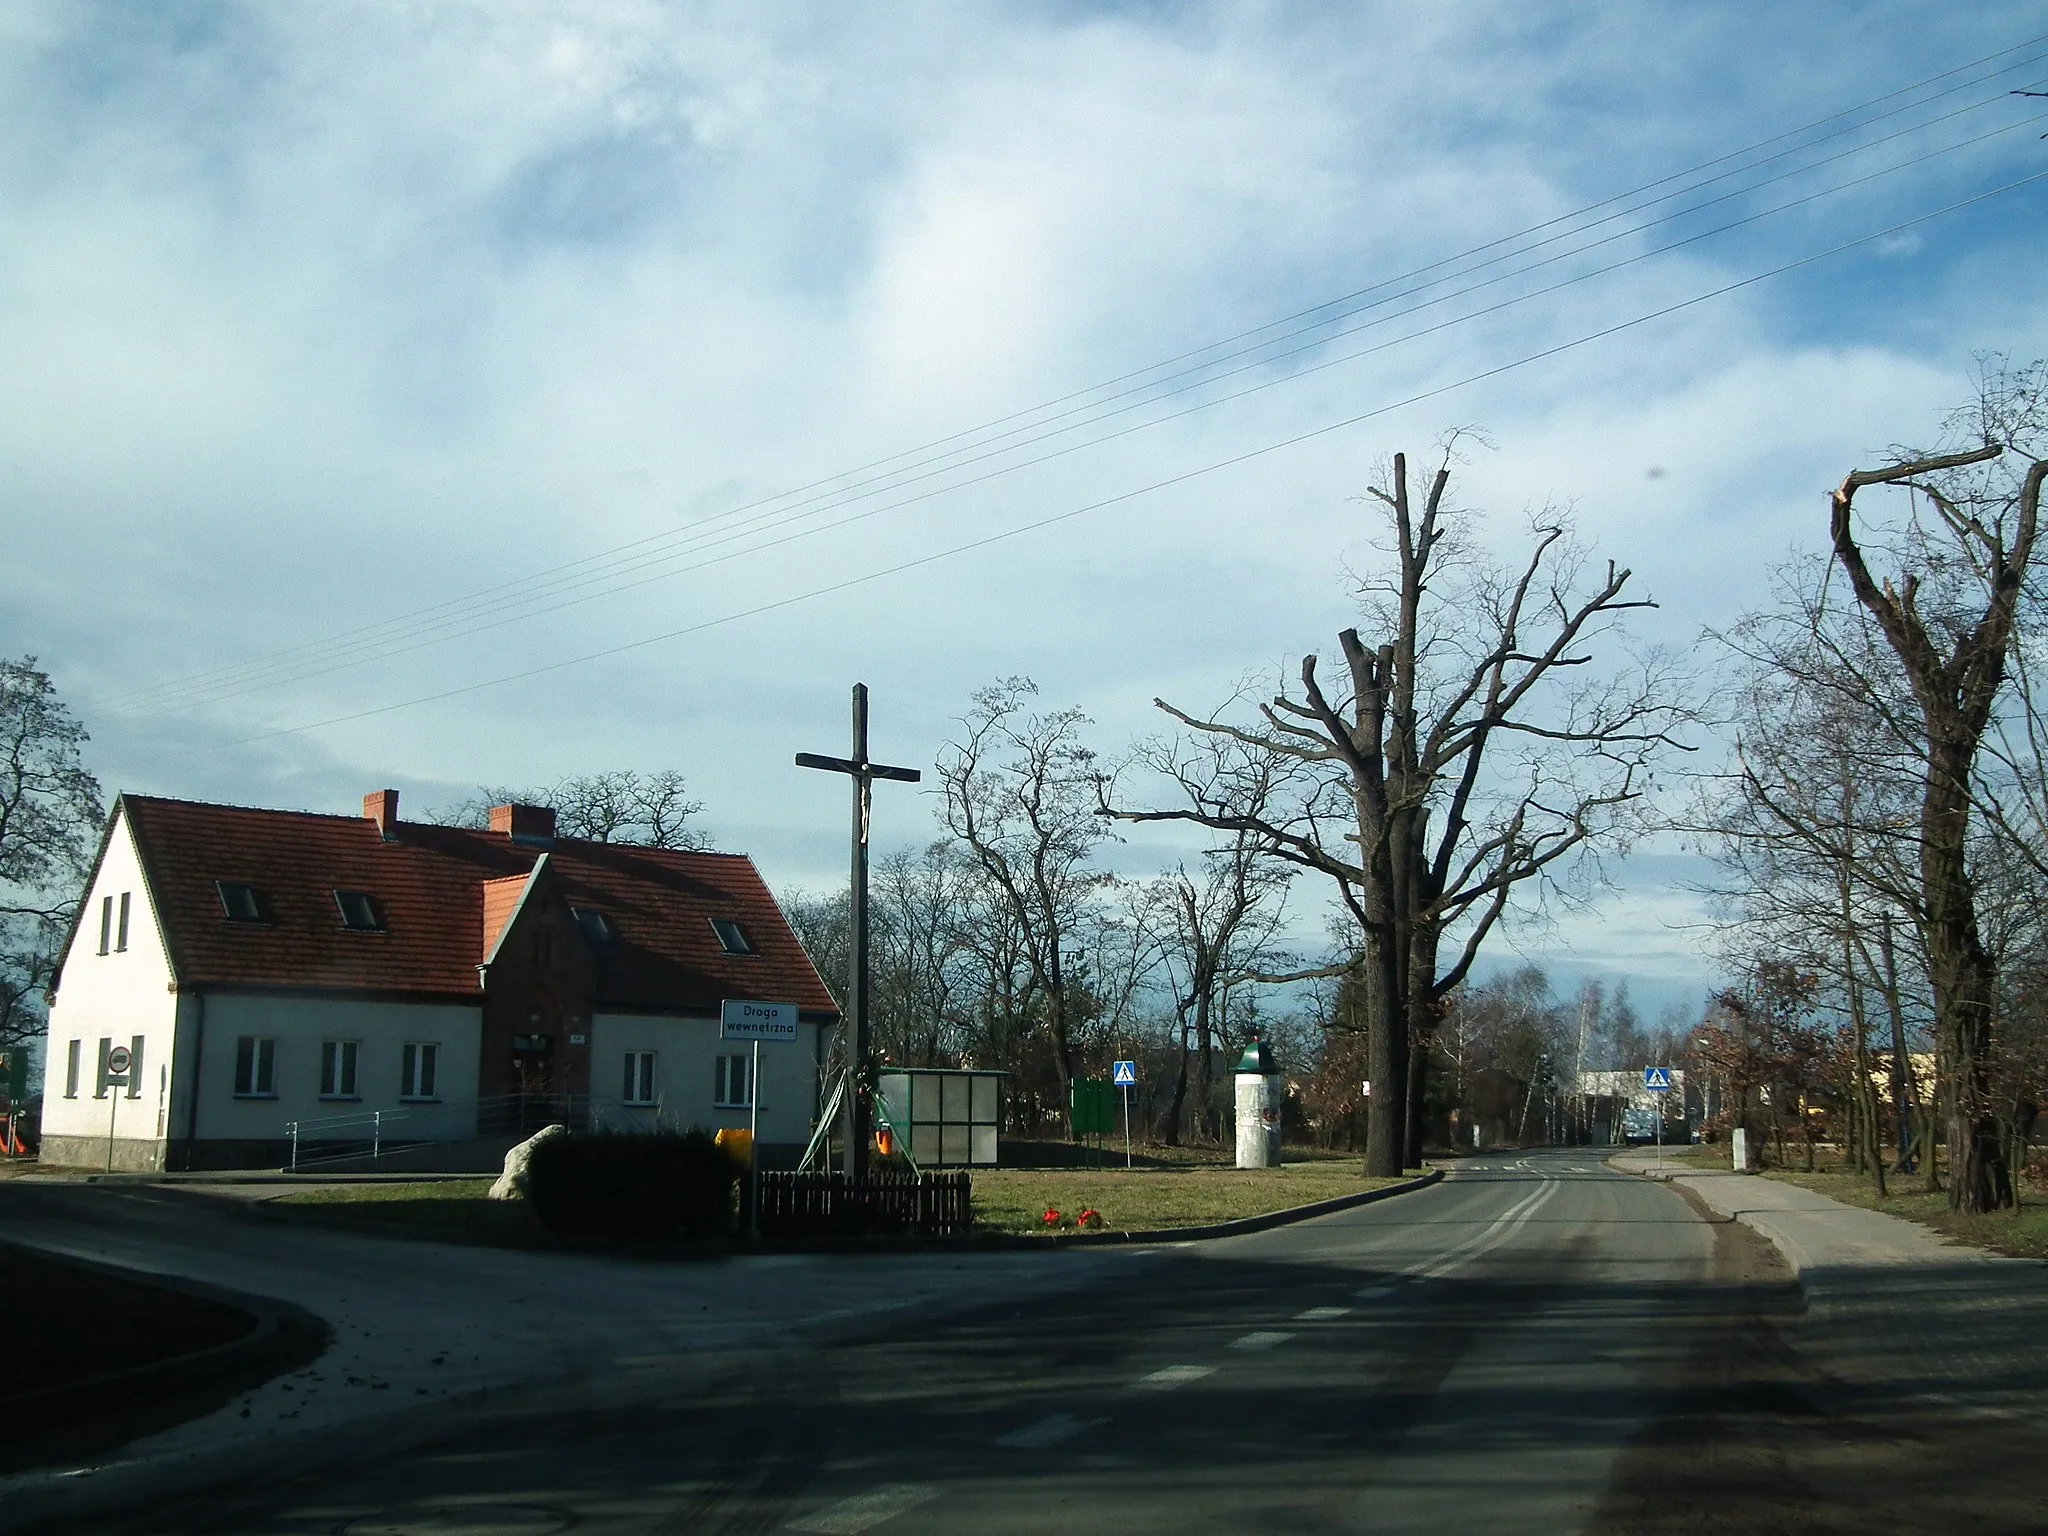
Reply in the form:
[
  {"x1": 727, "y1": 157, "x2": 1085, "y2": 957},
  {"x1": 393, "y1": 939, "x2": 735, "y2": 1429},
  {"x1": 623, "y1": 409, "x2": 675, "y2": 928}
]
[
  {"x1": 1042, "y1": 1208, "x2": 1062, "y2": 1225},
  {"x1": 1078, "y1": 1208, "x2": 1102, "y2": 1229}
]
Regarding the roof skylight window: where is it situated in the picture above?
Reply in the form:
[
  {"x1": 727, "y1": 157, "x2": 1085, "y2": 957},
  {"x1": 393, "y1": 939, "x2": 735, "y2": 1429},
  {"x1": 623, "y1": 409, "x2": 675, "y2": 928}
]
[
  {"x1": 572, "y1": 907, "x2": 615, "y2": 942},
  {"x1": 709, "y1": 917, "x2": 754, "y2": 955},
  {"x1": 216, "y1": 881, "x2": 265, "y2": 923},
  {"x1": 334, "y1": 890, "x2": 383, "y2": 931}
]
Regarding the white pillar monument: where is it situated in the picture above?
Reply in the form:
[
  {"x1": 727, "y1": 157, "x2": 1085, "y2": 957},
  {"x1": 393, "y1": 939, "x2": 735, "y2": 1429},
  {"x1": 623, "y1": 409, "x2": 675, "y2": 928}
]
[{"x1": 1233, "y1": 1035, "x2": 1284, "y2": 1169}]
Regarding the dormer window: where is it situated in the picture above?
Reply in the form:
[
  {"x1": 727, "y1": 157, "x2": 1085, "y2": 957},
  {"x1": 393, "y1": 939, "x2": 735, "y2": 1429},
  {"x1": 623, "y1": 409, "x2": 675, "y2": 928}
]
[
  {"x1": 334, "y1": 890, "x2": 382, "y2": 931},
  {"x1": 709, "y1": 917, "x2": 754, "y2": 955},
  {"x1": 572, "y1": 907, "x2": 615, "y2": 943},
  {"x1": 216, "y1": 882, "x2": 265, "y2": 923}
]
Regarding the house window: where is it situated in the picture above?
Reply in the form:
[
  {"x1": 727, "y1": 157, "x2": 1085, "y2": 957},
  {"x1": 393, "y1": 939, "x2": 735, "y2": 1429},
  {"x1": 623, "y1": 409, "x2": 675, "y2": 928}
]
[
  {"x1": 116, "y1": 891, "x2": 131, "y2": 952},
  {"x1": 64, "y1": 1039, "x2": 81, "y2": 1098},
  {"x1": 94, "y1": 1037, "x2": 112, "y2": 1098},
  {"x1": 572, "y1": 907, "x2": 615, "y2": 943},
  {"x1": 98, "y1": 895, "x2": 112, "y2": 955},
  {"x1": 217, "y1": 882, "x2": 264, "y2": 922},
  {"x1": 401, "y1": 1042, "x2": 439, "y2": 1101},
  {"x1": 334, "y1": 890, "x2": 382, "y2": 931},
  {"x1": 234, "y1": 1036, "x2": 277, "y2": 1097},
  {"x1": 714, "y1": 1053, "x2": 752, "y2": 1108},
  {"x1": 709, "y1": 918, "x2": 753, "y2": 955},
  {"x1": 623, "y1": 1051, "x2": 656, "y2": 1105},
  {"x1": 319, "y1": 1040, "x2": 360, "y2": 1099}
]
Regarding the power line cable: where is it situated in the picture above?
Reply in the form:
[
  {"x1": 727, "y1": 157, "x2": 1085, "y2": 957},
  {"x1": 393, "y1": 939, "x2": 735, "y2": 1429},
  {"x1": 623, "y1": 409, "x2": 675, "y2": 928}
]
[
  {"x1": 119, "y1": 98, "x2": 2048, "y2": 716},
  {"x1": 98, "y1": 36, "x2": 2048, "y2": 716},
  {"x1": 185, "y1": 164, "x2": 2048, "y2": 754}
]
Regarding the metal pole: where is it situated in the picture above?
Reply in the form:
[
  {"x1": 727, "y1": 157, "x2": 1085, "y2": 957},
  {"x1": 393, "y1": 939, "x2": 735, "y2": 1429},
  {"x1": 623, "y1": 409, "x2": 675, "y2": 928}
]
[
  {"x1": 1123, "y1": 1084, "x2": 1132, "y2": 1170},
  {"x1": 748, "y1": 1038, "x2": 761, "y2": 1238},
  {"x1": 1656, "y1": 1087, "x2": 1663, "y2": 1171},
  {"x1": 290, "y1": 1121, "x2": 299, "y2": 1172},
  {"x1": 373, "y1": 1110, "x2": 381, "y2": 1164},
  {"x1": 843, "y1": 683, "x2": 872, "y2": 1186},
  {"x1": 106, "y1": 1086, "x2": 118, "y2": 1173}
]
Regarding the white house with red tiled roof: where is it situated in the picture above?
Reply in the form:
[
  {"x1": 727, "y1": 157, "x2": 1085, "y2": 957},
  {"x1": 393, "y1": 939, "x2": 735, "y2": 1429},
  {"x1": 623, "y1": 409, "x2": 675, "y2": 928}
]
[{"x1": 38, "y1": 791, "x2": 839, "y2": 1172}]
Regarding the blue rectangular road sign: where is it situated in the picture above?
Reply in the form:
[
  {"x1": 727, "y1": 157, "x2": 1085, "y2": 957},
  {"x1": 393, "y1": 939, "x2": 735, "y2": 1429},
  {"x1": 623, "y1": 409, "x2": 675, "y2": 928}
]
[
  {"x1": 1112, "y1": 1060, "x2": 1137, "y2": 1087},
  {"x1": 1642, "y1": 1066, "x2": 1673, "y2": 1092}
]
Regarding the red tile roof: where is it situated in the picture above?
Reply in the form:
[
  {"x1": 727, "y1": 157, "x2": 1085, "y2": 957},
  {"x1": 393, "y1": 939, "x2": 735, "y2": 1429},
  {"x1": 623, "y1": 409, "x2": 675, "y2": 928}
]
[{"x1": 113, "y1": 795, "x2": 837, "y2": 1017}]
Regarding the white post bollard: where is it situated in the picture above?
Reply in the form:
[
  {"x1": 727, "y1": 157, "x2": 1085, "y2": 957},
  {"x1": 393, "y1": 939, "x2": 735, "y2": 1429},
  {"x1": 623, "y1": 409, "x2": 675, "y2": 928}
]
[{"x1": 1731, "y1": 1127, "x2": 1751, "y2": 1172}]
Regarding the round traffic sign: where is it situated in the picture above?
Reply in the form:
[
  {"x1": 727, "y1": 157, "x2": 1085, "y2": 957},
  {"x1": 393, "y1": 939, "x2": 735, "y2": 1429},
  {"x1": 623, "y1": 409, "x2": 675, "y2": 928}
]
[{"x1": 107, "y1": 1045, "x2": 132, "y2": 1074}]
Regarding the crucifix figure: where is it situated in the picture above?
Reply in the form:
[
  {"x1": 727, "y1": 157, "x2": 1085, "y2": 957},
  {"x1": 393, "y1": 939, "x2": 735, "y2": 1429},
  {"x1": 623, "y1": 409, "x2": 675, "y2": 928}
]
[{"x1": 796, "y1": 683, "x2": 921, "y2": 1183}]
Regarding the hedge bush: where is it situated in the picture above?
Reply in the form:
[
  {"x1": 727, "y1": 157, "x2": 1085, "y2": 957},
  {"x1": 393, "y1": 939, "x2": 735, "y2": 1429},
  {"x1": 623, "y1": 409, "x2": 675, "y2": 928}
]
[{"x1": 523, "y1": 1127, "x2": 743, "y2": 1240}]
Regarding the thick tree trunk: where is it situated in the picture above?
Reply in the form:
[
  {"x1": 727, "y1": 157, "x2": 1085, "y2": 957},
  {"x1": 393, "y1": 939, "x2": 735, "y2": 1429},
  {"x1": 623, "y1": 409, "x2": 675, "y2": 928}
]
[
  {"x1": 1923, "y1": 750, "x2": 2010, "y2": 1212},
  {"x1": 1363, "y1": 932, "x2": 1407, "y2": 1176}
]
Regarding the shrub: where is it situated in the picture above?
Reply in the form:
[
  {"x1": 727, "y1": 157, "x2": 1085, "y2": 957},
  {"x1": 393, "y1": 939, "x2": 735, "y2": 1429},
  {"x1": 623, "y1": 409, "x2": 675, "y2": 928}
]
[{"x1": 523, "y1": 1127, "x2": 744, "y2": 1240}]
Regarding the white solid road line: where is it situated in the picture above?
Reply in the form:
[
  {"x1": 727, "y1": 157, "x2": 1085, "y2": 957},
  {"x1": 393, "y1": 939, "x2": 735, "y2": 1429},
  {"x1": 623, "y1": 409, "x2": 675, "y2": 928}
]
[
  {"x1": 1231, "y1": 1331, "x2": 1295, "y2": 1350},
  {"x1": 1354, "y1": 1285, "x2": 1399, "y2": 1300},
  {"x1": 1412, "y1": 1172, "x2": 1560, "y2": 1282},
  {"x1": 995, "y1": 1413, "x2": 1106, "y2": 1449},
  {"x1": 1296, "y1": 1306, "x2": 1352, "y2": 1321},
  {"x1": 786, "y1": 1483, "x2": 941, "y2": 1534},
  {"x1": 1139, "y1": 1364, "x2": 1216, "y2": 1389}
]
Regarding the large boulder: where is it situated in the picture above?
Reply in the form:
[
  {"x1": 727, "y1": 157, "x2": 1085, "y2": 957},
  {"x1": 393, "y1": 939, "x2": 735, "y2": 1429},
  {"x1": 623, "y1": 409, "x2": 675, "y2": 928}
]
[{"x1": 490, "y1": 1123, "x2": 568, "y2": 1200}]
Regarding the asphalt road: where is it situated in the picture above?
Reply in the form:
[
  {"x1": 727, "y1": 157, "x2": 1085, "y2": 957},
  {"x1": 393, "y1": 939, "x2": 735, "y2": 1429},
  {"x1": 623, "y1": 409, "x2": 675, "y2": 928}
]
[
  {"x1": 14, "y1": 1151, "x2": 2046, "y2": 1535},
  {"x1": 87, "y1": 1152, "x2": 1731, "y2": 1534}
]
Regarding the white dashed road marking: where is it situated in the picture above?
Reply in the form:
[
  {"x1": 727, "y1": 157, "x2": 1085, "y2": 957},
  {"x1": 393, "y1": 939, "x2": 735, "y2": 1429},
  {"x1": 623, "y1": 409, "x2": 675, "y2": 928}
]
[
  {"x1": 1354, "y1": 1285, "x2": 1398, "y2": 1300},
  {"x1": 996, "y1": 1413, "x2": 1106, "y2": 1449},
  {"x1": 1296, "y1": 1306, "x2": 1351, "y2": 1321},
  {"x1": 787, "y1": 1484, "x2": 941, "y2": 1534},
  {"x1": 1231, "y1": 1331, "x2": 1294, "y2": 1350},
  {"x1": 1138, "y1": 1365, "x2": 1215, "y2": 1389}
]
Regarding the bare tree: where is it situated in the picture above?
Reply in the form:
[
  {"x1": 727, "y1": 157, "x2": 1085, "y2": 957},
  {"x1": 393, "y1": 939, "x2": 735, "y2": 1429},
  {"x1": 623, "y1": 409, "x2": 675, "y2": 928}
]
[
  {"x1": 432, "y1": 769, "x2": 711, "y2": 849},
  {"x1": 0, "y1": 658, "x2": 104, "y2": 1057},
  {"x1": 936, "y1": 679, "x2": 1114, "y2": 1134},
  {"x1": 1109, "y1": 446, "x2": 1692, "y2": 1174},
  {"x1": 1144, "y1": 826, "x2": 1294, "y2": 1144},
  {"x1": 1825, "y1": 365, "x2": 2047, "y2": 1212}
]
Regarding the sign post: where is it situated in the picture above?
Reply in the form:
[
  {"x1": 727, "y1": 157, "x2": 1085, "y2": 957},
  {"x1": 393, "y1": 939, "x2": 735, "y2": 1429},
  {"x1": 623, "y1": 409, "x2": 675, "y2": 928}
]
[
  {"x1": 723, "y1": 1000, "x2": 799, "y2": 1237},
  {"x1": 105, "y1": 1044, "x2": 133, "y2": 1173},
  {"x1": 1642, "y1": 1065, "x2": 1673, "y2": 1171},
  {"x1": 1112, "y1": 1060, "x2": 1136, "y2": 1169}
]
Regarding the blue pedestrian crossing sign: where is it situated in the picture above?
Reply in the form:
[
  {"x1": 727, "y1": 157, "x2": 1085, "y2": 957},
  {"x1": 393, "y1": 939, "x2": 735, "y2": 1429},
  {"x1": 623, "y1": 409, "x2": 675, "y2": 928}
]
[
  {"x1": 1112, "y1": 1060, "x2": 1137, "y2": 1087},
  {"x1": 1642, "y1": 1066, "x2": 1673, "y2": 1093}
]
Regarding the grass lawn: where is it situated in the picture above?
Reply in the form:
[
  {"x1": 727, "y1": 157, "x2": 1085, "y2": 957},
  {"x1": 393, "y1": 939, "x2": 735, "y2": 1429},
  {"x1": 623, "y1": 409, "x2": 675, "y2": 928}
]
[
  {"x1": 1762, "y1": 1162, "x2": 2048, "y2": 1261},
  {"x1": 273, "y1": 1178, "x2": 542, "y2": 1242},
  {"x1": 271, "y1": 1163, "x2": 1413, "y2": 1243},
  {"x1": 972, "y1": 1163, "x2": 1408, "y2": 1236}
]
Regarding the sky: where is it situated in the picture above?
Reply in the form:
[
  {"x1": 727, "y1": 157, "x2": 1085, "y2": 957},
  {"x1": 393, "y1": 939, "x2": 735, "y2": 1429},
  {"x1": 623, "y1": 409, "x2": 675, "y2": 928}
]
[{"x1": 4, "y1": 2, "x2": 2045, "y2": 1027}]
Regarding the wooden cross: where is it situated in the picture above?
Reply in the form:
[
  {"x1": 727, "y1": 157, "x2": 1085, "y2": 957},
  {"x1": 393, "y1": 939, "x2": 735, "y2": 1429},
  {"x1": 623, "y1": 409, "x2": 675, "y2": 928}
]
[{"x1": 796, "y1": 683, "x2": 921, "y2": 1182}]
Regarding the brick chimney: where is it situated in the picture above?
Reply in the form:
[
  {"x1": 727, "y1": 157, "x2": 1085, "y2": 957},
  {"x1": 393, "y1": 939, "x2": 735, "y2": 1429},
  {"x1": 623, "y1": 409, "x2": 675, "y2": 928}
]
[
  {"x1": 363, "y1": 789, "x2": 400, "y2": 840},
  {"x1": 489, "y1": 803, "x2": 557, "y2": 842}
]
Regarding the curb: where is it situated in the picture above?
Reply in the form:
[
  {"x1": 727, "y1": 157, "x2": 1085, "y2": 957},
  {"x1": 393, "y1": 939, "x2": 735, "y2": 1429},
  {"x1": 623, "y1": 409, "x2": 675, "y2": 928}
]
[
  {"x1": 0, "y1": 1240, "x2": 330, "y2": 1479},
  {"x1": 1009, "y1": 1166, "x2": 1446, "y2": 1248},
  {"x1": 736, "y1": 1166, "x2": 1447, "y2": 1253}
]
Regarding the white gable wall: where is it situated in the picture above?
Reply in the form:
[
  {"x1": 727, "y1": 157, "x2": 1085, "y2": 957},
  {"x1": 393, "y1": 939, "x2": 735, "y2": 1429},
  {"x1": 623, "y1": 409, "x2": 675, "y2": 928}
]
[{"x1": 39, "y1": 807, "x2": 179, "y2": 1169}]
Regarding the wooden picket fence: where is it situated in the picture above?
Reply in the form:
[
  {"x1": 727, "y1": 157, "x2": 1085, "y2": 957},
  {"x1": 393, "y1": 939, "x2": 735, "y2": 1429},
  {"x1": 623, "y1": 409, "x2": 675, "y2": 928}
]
[{"x1": 758, "y1": 1168, "x2": 973, "y2": 1238}]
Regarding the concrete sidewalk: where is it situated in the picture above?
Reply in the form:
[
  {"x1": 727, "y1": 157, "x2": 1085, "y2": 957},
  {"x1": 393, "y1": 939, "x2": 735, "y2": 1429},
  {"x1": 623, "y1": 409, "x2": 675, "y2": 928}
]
[
  {"x1": 1610, "y1": 1147, "x2": 2046, "y2": 1428},
  {"x1": 1607, "y1": 1146, "x2": 1993, "y2": 1275}
]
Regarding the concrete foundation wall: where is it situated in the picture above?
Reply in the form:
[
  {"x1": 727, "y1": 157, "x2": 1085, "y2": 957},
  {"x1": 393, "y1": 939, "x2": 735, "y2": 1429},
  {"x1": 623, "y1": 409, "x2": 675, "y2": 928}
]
[{"x1": 38, "y1": 1133, "x2": 168, "y2": 1172}]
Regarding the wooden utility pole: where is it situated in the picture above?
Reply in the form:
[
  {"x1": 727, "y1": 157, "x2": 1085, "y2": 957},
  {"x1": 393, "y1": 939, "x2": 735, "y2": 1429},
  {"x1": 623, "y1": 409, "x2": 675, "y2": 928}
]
[{"x1": 797, "y1": 683, "x2": 921, "y2": 1183}]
